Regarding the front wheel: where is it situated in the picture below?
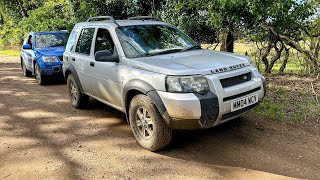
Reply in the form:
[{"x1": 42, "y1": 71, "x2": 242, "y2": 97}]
[
  {"x1": 34, "y1": 63, "x2": 45, "y2": 85},
  {"x1": 129, "y1": 94, "x2": 172, "y2": 151},
  {"x1": 67, "y1": 74, "x2": 89, "y2": 109}
]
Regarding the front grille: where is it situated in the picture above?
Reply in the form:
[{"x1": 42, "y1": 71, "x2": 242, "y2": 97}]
[
  {"x1": 220, "y1": 72, "x2": 251, "y2": 88},
  {"x1": 58, "y1": 56, "x2": 63, "y2": 61}
]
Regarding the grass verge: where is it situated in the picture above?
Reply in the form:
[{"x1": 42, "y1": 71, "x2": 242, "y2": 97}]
[
  {"x1": 254, "y1": 74, "x2": 320, "y2": 124},
  {"x1": 0, "y1": 50, "x2": 20, "y2": 56}
]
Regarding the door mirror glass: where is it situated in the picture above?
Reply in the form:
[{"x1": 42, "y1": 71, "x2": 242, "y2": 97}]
[
  {"x1": 22, "y1": 44, "x2": 32, "y2": 49},
  {"x1": 95, "y1": 50, "x2": 119, "y2": 62}
]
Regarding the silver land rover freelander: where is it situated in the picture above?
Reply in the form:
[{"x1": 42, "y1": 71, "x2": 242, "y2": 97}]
[{"x1": 63, "y1": 16, "x2": 266, "y2": 151}]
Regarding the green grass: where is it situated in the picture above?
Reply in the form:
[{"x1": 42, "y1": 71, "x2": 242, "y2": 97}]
[
  {"x1": 255, "y1": 99, "x2": 287, "y2": 120},
  {"x1": 0, "y1": 50, "x2": 20, "y2": 56},
  {"x1": 254, "y1": 82, "x2": 320, "y2": 123},
  {"x1": 254, "y1": 86, "x2": 288, "y2": 121}
]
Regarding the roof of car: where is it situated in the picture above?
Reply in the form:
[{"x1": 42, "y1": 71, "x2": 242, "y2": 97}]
[
  {"x1": 31, "y1": 31, "x2": 70, "y2": 35},
  {"x1": 76, "y1": 20, "x2": 171, "y2": 28}
]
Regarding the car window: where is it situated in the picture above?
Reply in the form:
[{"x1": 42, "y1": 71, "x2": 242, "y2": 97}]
[
  {"x1": 27, "y1": 35, "x2": 32, "y2": 47},
  {"x1": 35, "y1": 33, "x2": 69, "y2": 48},
  {"x1": 66, "y1": 26, "x2": 81, "y2": 52},
  {"x1": 75, "y1": 28, "x2": 95, "y2": 55},
  {"x1": 94, "y1": 28, "x2": 115, "y2": 54}
]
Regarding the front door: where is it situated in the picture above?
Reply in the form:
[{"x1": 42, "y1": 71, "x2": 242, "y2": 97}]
[
  {"x1": 22, "y1": 35, "x2": 35, "y2": 72},
  {"x1": 89, "y1": 28, "x2": 123, "y2": 110}
]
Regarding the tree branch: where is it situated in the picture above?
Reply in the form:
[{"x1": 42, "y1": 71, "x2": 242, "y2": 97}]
[{"x1": 261, "y1": 22, "x2": 319, "y2": 72}]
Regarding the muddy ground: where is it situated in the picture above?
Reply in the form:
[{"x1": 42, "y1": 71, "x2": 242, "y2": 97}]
[{"x1": 0, "y1": 54, "x2": 319, "y2": 179}]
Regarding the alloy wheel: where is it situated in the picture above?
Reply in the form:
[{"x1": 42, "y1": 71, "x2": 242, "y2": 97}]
[{"x1": 135, "y1": 107, "x2": 154, "y2": 139}]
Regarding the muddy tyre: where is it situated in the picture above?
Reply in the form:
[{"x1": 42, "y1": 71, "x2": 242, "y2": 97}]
[
  {"x1": 129, "y1": 94, "x2": 172, "y2": 151},
  {"x1": 21, "y1": 59, "x2": 32, "y2": 77},
  {"x1": 67, "y1": 74, "x2": 89, "y2": 109}
]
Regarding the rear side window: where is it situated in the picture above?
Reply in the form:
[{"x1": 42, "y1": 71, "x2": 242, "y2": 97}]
[{"x1": 75, "y1": 28, "x2": 95, "y2": 55}]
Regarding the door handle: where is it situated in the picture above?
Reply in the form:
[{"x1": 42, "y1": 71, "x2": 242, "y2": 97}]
[{"x1": 90, "y1": 62, "x2": 95, "y2": 67}]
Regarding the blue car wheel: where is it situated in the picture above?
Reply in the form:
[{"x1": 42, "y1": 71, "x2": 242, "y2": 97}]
[{"x1": 35, "y1": 63, "x2": 46, "y2": 85}]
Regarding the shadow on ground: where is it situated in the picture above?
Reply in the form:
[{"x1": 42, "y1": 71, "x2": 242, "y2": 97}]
[{"x1": 0, "y1": 58, "x2": 319, "y2": 179}]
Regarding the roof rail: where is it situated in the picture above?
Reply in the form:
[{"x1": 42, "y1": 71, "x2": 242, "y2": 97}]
[
  {"x1": 128, "y1": 16, "x2": 162, "y2": 21},
  {"x1": 86, "y1": 16, "x2": 119, "y2": 26}
]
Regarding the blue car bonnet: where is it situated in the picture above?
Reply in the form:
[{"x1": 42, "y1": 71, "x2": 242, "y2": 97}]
[{"x1": 35, "y1": 46, "x2": 65, "y2": 57}]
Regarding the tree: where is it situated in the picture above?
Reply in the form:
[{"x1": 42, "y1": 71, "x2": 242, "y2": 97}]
[
  {"x1": 162, "y1": 1, "x2": 218, "y2": 45},
  {"x1": 252, "y1": 0, "x2": 319, "y2": 73}
]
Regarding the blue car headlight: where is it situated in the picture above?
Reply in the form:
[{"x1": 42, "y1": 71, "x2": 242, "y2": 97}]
[{"x1": 42, "y1": 56, "x2": 59, "y2": 62}]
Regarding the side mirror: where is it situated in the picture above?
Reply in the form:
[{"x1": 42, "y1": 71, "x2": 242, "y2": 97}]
[
  {"x1": 95, "y1": 50, "x2": 119, "y2": 63},
  {"x1": 22, "y1": 44, "x2": 32, "y2": 49}
]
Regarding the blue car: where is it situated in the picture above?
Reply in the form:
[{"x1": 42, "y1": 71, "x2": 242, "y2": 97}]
[{"x1": 21, "y1": 31, "x2": 70, "y2": 85}]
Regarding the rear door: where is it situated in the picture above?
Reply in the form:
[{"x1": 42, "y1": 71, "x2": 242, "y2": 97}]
[{"x1": 72, "y1": 27, "x2": 96, "y2": 95}]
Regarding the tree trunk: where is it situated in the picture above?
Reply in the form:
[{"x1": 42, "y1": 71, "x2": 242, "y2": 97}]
[
  {"x1": 266, "y1": 41, "x2": 284, "y2": 73},
  {"x1": 220, "y1": 31, "x2": 227, "y2": 52},
  {"x1": 220, "y1": 28, "x2": 234, "y2": 53},
  {"x1": 279, "y1": 47, "x2": 290, "y2": 73},
  {"x1": 261, "y1": 40, "x2": 273, "y2": 72}
]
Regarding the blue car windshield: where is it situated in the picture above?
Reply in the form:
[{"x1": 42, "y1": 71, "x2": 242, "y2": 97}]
[
  {"x1": 116, "y1": 25, "x2": 198, "y2": 58},
  {"x1": 35, "y1": 33, "x2": 69, "y2": 48}
]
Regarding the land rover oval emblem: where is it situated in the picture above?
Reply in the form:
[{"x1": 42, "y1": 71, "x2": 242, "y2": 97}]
[{"x1": 243, "y1": 75, "x2": 248, "y2": 80}]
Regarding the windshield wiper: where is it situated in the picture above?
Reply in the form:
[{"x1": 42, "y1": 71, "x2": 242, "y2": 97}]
[
  {"x1": 181, "y1": 45, "x2": 202, "y2": 52},
  {"x1": 47, "y1": 45, "x2": 64, "y2": 47},
  {"x1": 146, "y1": 48, "x2": 183, "y2": 56}
]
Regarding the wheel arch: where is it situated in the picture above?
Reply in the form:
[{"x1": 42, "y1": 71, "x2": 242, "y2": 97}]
[
  {"x1": 123, "y1": 80, "x2": 171, "y2": 125},
  {"x1": 32, "y1": 59, "x2": 37, "y2": 74},
  {"x1": 123, "y1": 80, "x2": 153, "y2": 123},
  {"x1": 64, "y1": 64, "x2": 84, "y2": 93}
]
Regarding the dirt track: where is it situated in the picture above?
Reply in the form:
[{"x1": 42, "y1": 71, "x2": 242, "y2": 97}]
[{"x1": 0, "y1": 54, "x2": 319, "y2": 179}]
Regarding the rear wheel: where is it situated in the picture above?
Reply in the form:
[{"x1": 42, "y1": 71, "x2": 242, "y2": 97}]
[
  {"x1": 34, "y1": 63, "x2": 46, "y2": 85},
  {"x1": 129, "y1": 94, "x2": 172, "y2": 151},
  {"x1": 67, "y1": 74, "x2": 89, "y2": 109},
  {"x1": 21, "y1": 59, "x2": 32, "y2": 77}
]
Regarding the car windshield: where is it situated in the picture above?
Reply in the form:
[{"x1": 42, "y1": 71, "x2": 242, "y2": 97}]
[
  {"x1": 116, "y1": 25, "x2": 199, "y2": 58},
  {"x1": 35, "y1": 33, "x2": 69, "y2": 48}
]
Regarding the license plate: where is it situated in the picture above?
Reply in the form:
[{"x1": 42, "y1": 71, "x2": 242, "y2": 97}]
[{"x1": 231, "y1": 94, "x2": 258, "y2": 112}]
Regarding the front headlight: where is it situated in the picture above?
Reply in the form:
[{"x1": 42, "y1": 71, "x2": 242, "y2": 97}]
[
  {"x1": 166, "y1": 75, "x2": 209, "y2": 94},
  {"x1": 42, "y1": 56, "x2": 59, "y2": 62}
]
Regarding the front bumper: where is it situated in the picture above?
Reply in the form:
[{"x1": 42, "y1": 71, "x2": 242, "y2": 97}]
[
  {"x1": 40, "y1": 64, "x2": 63, "y2": 76},
  {"x1": 156, "y1": 67, "x2": 266, "y2": 129}
]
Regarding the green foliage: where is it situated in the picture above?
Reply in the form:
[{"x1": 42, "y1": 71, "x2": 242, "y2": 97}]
[
  {"x1": 250, "y1": 0, "x2": 316, "y2": 41},
  {"x1": 162, "y1": 0, "x2": 218, "y2": 43},
  {"x1": 19, "y1": 0, "x2": 75, "y2": 32},
  {"x1": 0, "y1": 0, "x2": 74, "y2": 48},
  {"x1": 0, "y1": 0, "x2": 319, "y2": 68}
]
